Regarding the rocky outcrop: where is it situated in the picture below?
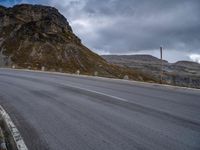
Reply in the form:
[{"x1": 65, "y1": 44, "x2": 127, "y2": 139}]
[
  {"x1": 103, "y1": 55, "x2": 200, "y2": 88},
  {"x1": 0, "y1": 4, "x2": 155, "y2": 81},
  {"x1": 0, "y1": 4, "x2": 107, "y2": 73}
]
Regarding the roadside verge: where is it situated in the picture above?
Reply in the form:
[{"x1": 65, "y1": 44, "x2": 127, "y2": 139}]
[{"x1": 1, "y1": 68, "x2": 199, "y2": 92}]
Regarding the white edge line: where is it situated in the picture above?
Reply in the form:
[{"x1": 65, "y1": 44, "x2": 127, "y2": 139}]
[{"x1": 0, "y1": 105, "x2": 28, "y2": 150}]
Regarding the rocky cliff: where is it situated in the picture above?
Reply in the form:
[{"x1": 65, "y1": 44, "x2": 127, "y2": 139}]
[
  {"x1": 0, "y1": 4, "x2": 98, "y2": 71},
  {"x1": 0, "y1": 4, "x2": 155, "y2": 81},
  {"x1": 103, "y1": 55, "x2": 200, "y2": 88}
]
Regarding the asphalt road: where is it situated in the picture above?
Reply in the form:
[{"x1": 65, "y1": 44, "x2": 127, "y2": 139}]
[{"x1": 0, "y1": 68, "x2": 200, "y2": 150}]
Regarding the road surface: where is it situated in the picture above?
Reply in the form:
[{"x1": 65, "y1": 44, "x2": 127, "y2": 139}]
[{"x1": 0, "y1": 68, "x2": 200, "y2": 150}]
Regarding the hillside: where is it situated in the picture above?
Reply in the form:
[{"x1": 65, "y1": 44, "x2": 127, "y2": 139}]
[
  {"x1": 0, "y1": 4, "x2": 156, "y2": 81},
  {"x1": 102, "y1": 55, "x2": 168, "y2": 68},
  {"x1": 0, "y1": 4, "x2": 100, "y2": 71},
  {"x1": 102, "y1": 55, "x2": 168, "y2": 63},
  {"x1": 103, "y1": 55, "x2": 200, "y2": 88}
]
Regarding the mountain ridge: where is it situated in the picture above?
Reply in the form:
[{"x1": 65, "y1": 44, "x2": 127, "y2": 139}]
[
  {"x1": 0, "y1": 4, "x2": 107, "y2": 72},
  {"x1": 0, "y1": 4, "x2": 155, "y2": 82},
  {"x1": 103, "y1": 54, "x2": 200, "y2": 88}
]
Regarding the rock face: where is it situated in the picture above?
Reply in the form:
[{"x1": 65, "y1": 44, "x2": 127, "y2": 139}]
[
  {"x1": 0, "y1": 4, "x2": 105, "y2": 74},
  {"x1": 103, "y1": 55, "x2": 200, "y2": 88},
  {"x1": 0, "y1": 4, "x2": 156, "y2": 81}
]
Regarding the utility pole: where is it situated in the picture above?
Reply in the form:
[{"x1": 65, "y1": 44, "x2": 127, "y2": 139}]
[{"x1": 160, "y1": 46, "x2": 163, "y2": 84}]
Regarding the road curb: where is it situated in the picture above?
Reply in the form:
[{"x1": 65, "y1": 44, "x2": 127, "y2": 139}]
[
  {"x1": 0, "y1": 105, "x2": 28, "y2": 150},
  {"x1": 0, "y1": 126, "x2": 7, "y2": 150}
]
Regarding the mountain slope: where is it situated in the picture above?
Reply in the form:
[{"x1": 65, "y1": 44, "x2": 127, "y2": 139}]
[
  {"x1": 103, "y1": 55, "x2": 200, "y2": 88},
  {"x1": 102, "y1": 55, "x2": 168, "y2": 67},
  {"x1": 0, "y1": 4, "x2": 103, "y2": 72},
  {"x1": 0, "y1": 4, "x2": 156, "y2": 81}
]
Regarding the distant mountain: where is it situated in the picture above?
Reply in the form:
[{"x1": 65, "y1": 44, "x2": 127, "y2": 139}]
[
  {"x1": 103, "y1": 55, "x2": 200, "y2": 88},
  {"x1": 102, "y1": 55, "x2": 168, "y2": 63},
  {"x1": 102, "y1": 55, "x2": 168, "y2": 68},
  {"x1": 173, "y1": 61, "x2": 200, "y2": 70},
  {"x1": 0, "y1": 4, "x2": 156, "y2": 81}
]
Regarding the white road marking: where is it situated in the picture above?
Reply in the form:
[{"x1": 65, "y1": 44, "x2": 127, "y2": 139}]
[
  {"x1": 0, "y1": 105, "x2": 28, "y2": 150},
  {"x1": 64, "y1": 84, "x2": 129, "y2": 102}
]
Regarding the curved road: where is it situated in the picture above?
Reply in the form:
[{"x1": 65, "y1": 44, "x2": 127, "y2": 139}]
[{"x1": 0, "y1": 69, "x2": 200, "y2": 150}]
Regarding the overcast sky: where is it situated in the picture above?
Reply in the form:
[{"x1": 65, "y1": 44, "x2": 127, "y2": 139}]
[{"x1": 1, "y1": 0, "x2": 200, "y2": 63}]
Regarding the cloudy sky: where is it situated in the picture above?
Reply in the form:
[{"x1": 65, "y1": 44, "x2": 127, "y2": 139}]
[{"x1": 1, "y1": 0, "x2": 200, "y2": 63}]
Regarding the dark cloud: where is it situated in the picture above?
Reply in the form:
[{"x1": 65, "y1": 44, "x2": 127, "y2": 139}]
[
  {"x1": 48, "y1": 0, "x2": 200, "y2": 54},
  {"x1": 79, "y1": 0, "x2": 200, "y2": 52}
]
